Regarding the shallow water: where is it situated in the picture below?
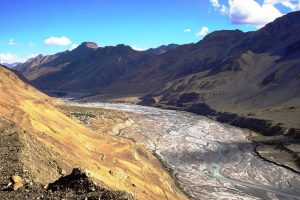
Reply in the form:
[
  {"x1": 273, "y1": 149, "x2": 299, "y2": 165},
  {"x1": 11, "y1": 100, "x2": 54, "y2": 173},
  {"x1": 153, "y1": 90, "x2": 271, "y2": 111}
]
[{"x1": 67, "y1": 101, "x2": 300, "y2": 200}]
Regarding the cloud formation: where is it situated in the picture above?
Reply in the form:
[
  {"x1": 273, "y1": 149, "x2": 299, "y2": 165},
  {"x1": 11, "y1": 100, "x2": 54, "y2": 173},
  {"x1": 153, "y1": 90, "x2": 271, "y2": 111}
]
[
  {"x1": 210, "y1": 0, "x2": 220, "y2": 8},
  {"x1": 229, "y1": 0, "x2": 283, "y2": 28},
  {"x1": 184, "y1": 28, "x2": 192, "y2": 32},
  {"x1": 210, "y1": 0, "x2": 298, "y2": 28},
  {"x1": 264, "y1": 0, "x2": 300, "y2": 11},
  {"x1": 196, "y1": 27, "x2": 209, "y2": 36},
  {"x1": 44, "y1": 36, "x2": 72, "y2": 46},
  {"x1": 0, "y1": 53, "x2": 36, "y2": 64},
  {"x1": 210, "y1": 0, "x2": 229, "y2": 14},
  {"x1": 220, "y1": 5, "x2": 229, "y2": 14}
]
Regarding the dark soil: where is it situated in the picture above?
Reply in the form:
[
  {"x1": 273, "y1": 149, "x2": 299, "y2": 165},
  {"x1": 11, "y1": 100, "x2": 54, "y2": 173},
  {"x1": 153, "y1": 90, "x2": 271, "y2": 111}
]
[{"x1": 47, "y1": 168, "x2": 134, "y2": 200}]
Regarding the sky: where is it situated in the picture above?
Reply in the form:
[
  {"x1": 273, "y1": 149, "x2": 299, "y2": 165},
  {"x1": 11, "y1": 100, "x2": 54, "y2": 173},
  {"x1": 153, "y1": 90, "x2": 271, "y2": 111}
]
[{"x1": 0, "y1": 0, "x2": 299, "y2": 64}]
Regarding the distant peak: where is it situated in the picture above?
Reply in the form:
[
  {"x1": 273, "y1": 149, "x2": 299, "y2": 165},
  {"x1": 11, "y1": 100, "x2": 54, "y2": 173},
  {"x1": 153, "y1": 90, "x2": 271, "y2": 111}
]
[
  {"x1": 203, "y1": 30, "x2": 244, "y2": 41},
  {"x1": 144, "y1": 43, "x2": 179, "y2": 55},
  {"x1": 26, "y1": 54, "x2": 44, "y2": 62},
  {"x1": 79, "y1": 42, "x2": 98, "y2": 49},
  {"x1": 36, "y1": 54, "x2": 44, "y2": 58},
  {"x1": 116, "y1": 44, "x2": 131, "y2": 48}
]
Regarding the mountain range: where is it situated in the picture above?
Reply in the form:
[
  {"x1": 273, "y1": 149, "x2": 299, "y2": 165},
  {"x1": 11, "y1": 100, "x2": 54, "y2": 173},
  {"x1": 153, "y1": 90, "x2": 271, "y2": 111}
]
[{"x1": 15, "y1": 11, "x2": 300, "y2": 131}]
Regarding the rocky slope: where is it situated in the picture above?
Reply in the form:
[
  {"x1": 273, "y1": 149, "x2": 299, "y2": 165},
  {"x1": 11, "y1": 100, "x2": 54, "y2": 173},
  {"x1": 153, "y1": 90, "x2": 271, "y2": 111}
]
[
  {"x1": 144, "y1": 44, "x2": 179, "y2": 55},
  {"x1": 0, "y1": 65, "x2": 188, "y2": 200}
]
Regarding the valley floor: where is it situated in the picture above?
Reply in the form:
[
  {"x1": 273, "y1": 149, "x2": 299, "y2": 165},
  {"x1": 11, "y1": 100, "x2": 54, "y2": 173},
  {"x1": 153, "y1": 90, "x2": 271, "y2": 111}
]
[{"x1": 63, "y1": 101, "x2": 300, "y2": 200}]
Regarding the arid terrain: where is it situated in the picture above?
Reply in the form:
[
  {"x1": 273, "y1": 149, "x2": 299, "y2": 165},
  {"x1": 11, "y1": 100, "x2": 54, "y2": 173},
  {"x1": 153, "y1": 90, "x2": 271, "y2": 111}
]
[
  {"x1": 64, "y1": 101, "x2": 300, "y2": 200},
  {"x1": 0, "y1": 65, "x2": 188, "y2": 200},
  {"x1": 13, "y1": 12, "x2": 300, "y2": 179},
  {"x1": 2, "y1": 1, "x2": 300, "y2": 199}
]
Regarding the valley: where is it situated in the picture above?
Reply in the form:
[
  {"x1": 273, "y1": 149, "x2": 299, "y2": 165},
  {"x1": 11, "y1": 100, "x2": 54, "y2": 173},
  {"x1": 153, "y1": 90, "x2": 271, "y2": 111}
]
[
  {"x1": 1, "y1": 5, "x2": 300, "y2": 200},
  {"x1": 64, "y1": 101, "x2": 300, "y2": 200}
]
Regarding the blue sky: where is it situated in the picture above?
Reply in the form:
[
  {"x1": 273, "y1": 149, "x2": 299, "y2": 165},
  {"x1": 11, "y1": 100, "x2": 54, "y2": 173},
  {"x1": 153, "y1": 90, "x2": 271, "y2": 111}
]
[{"x1": 0, "y1": 0, "x2": 299, "y2": 63}]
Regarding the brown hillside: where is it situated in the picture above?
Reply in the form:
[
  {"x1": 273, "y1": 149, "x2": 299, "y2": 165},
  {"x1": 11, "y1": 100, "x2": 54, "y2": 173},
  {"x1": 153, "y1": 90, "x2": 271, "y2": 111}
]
[{"x1": 0, "y1": 65, "x2": 188, "y2": 200}]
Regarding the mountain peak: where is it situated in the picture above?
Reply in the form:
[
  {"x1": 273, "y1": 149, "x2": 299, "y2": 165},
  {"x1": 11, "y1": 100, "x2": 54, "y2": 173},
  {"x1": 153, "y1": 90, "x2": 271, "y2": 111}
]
[
  {"x1": 202, "y1": 30, "x2": 244, "y2": 42},
  {"x1": 145, "y1": 44, "x2": 179, "y2": 55},
  {"x1": 79, "y1": 42, "x2": 98, "y2": 49}
]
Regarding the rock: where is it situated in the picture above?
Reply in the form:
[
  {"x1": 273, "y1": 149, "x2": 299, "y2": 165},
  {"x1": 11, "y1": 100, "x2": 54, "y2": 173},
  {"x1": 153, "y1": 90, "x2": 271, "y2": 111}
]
[
  {"x1": 90, "y1": 186, "x2": 95, "y2": 192},
  {"x1": 57, "y1": 166, "x2": 66, "y2": 176},
  {"x1": 10, "y1": 175, "x2": 23, "y2": 191},
  {"x1": 13, "y1": 182, "x2": 23, "y2": 191},
  {"x1": 11, "y1": 175, "x2": 23, "y2": 183},
  {"x1": 99, "y1": 153, "x2": 105, "y2": 161},
  {"x1": 60, "y1": 169, "x2": 66, "y2": 176}
]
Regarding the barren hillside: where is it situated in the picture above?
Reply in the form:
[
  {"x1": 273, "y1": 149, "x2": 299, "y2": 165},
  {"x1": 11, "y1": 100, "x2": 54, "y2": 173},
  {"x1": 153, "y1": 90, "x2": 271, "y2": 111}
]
[{"x1": 0, "y1": 65, "x2": 188, "y2": 200}]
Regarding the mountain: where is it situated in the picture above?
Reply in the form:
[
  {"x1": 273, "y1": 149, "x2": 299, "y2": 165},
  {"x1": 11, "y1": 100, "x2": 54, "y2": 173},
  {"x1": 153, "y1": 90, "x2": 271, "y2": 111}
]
[
  {"x1": 0, "y1": 64, "x2": 187, "y2": 199},
  {"x1": 144, "y1": 44, "x2": 179, "y2": 55},
  {"x1": 16, "y1": 11, "x2": 300, "y2": 117},
  {"x1": 153, "y1": 11, "x2": 300, "y2": 110},
  {"x1": 15, "y1": 42, "x2": 152, "y2": 93}
]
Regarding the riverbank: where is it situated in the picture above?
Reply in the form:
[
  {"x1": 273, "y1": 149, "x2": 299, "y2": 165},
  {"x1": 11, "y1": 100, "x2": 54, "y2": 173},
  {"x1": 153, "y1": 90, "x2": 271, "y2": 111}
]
[
  {"x1": 76, "y1": 94, "x2": 300, "y2": 173},
  {"x1": 63, "y1": 101, "x2": 300, "y2": 200}
]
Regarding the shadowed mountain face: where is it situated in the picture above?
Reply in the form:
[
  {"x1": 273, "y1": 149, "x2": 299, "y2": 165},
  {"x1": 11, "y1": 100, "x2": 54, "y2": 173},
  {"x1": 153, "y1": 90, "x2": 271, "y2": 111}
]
[
  {"x1": 16, "y1": 11, "x2": 300, "y2": 110},
  {"x1": 15, "y1": 43, "x2": 178, "y2": 93},
  {"x1": 15, "y1": 43, "x2": 147, "y2": 92},
  {"x1": 144, "y1": 44, "x2": 179, "y2": 55}
]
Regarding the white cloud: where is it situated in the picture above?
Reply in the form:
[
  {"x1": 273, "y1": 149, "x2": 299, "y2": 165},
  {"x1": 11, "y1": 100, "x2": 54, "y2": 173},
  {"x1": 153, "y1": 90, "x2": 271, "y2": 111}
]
[
  {"x1": 210, "y1": 0, "x2": 229, "y2": 15},
  {"x1": 196, "y1": 27, "x2": 209, "y2": 37},
  {"x1": 44, "y1": 36, "x2": 72, "y2": 46},
  {"x1": 264, "y1": 0, "x2": 300, "y2": 11},
  {"x1": 210, "y1": 0, "x2": 221, "y2": 7},
  {"x1": 220, "y1": 5, "x2": 229, "y2": 15},
  {"x1": 0, "y1": 53, "x2": 37, "y2": 64},
  {"x1": 69, "y1": 43, "x2": 79, "y2": 50},
  {"x1": 131, "y1": 45, "x2": 146, "y2": 51},
  {"x1": 184, "y1": 28, "x2": 192, "y2": 32},
  {"x1": 8, "y1": 39, "x2": 16, "y2": 46},
  {"x1": 0, "y1": 53, "x2": 23, "y2": 64},
  {"x1": 229, "y1": 0, "x2": 283, "y2": 28},
  {"x1": 0, "y1": 53, "x2": 21, "y2": 63}
]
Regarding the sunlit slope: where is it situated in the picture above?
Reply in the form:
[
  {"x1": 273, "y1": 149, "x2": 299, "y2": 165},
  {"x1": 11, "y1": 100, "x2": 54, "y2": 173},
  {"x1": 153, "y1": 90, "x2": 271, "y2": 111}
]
[{"x1": 0, "y1": 65, "x2": 188, "y2": 200}]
